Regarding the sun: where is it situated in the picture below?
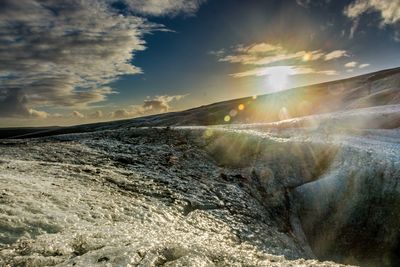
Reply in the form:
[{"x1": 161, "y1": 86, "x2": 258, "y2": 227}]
[{"x1": 267, "y1": 66, "x2": 292, "y2": 91}]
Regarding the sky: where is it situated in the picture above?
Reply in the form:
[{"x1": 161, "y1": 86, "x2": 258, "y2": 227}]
[{"x1": 0, "y1": 0, "x2": 399, "y2": 127}]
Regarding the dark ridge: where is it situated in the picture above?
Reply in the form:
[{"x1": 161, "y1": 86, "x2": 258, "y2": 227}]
[{"x1": 0, "y1": 127, "x2": 60, "y2": 139}]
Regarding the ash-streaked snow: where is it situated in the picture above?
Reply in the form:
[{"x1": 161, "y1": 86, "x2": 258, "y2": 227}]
[{"x1": 0, "y1": 126, "x2": 358, "y2": 267}]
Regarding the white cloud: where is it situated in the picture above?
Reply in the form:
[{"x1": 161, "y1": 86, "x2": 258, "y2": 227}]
[
  {"x1": 89, "y1": 110, "x2": 103, "y2": 119},
  {"x1": 0, "y1": 0, "x2": 205, "y2": 119},
  {"x1": 214, "y1": 42, "x2": 343, "y2": 79},
  {"x1": 345, "y1": 61, "x2": 358, "y2": 68},
  {"x1": 29, "y1": 109, "x2": 49, "y2": 119},
  {"x1": 217, "y1": 43, "x2": 327, "y2": 66},
  {"x1": 124, "y1": 0, "x2": 206, "y2": 16},
  {"x1": 359, "y1": 63, "x2": 371, "y2": 68},
  {"x1": 237, "y1": 43, "x2": 283, "y2": 54},
  {"x1": 230, "y1": 65, "x2": 337, "y2": 78},
  {"x1": 349, "y1": 18, "x2": 360, "y2": 39},
  {"x1": 111, "y1": 109, "x2": 132, "y2": 119},
  {"x1": 344, "y1": 0, "x2": 400, "y2": 25},
  {"x1": 344, "y1": 0, "x2": 400, "y2": 39},
  {"x1": 51, "y1": 113, "x2": 63, "y2": 118},
  {"x1": 324, "y1": 50, "x2": 348, "y2": 61},
  {"x1": 72, "y1": 111, "x2": 85, "y2": 119}
]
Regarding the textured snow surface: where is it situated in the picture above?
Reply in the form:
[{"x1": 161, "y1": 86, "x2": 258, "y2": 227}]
[
  {"x1": 0, "y1": 126, "x2": 359, "y2": 267},
  {"x1": 1, "y1": 68, "x2": 400, "y2": 266}
]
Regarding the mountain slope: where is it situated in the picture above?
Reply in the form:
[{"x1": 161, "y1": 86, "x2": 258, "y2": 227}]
[{"x1": 1, "y1": 67, "x2": 399, "y2": 139}]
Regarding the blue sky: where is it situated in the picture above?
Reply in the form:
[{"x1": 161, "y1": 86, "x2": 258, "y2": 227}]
[{"x1": 0, "y1": 0, "x2": 399, "y2": 126}]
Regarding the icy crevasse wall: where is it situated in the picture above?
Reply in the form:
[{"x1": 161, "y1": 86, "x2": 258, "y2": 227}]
[
  {"x1": 294, "y1": 145, "x2": 400, "y2": 267},
  {"x1": 199, "y1": 127, "x2": 400, "y2": 267}
]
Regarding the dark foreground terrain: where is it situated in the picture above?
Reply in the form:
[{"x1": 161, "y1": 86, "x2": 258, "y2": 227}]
[{"x1": 1, "y1": 68, "x2": 400, "y2": 267}]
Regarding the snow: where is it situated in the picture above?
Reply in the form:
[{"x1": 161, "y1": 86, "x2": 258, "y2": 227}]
[
  {"x1": 0, "y1": 125, "x2": 360, "y2": 266},
  {"x1": 1, "y1": 70, "x2": 399, "y2": 266}
]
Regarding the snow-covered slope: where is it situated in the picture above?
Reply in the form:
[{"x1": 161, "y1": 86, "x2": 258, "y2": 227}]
[
  {"x1": 1, "y1": 68, "x2": 400, "y2": 266},
  {"x1": 0, "y1": 127, "x2": 357, "y2": 267}
]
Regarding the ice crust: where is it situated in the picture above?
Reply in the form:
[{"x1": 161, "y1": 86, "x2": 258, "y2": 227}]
[{"x1": 0, "y1": 124, "x2": 365, "y2": 267}]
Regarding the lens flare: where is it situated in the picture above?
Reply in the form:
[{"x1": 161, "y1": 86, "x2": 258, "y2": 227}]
[
  {"x1": 203, "y1": 128, "x2": 214, "y2": 138},
  {"x1": 238, "y1": 104, "x2": 245, "y2": 111},
  {"x1": 278, "y1": 107, "x2": 291, "y2": 120},
  {"x1": 224, "y1": 115, "x2": 231, "y2": 122},
  {"x1": 229, "y1": 109, "x2": 238, "y2": 117},
  {"x1": 267, "y1": 67, "x2": 292, "y2": 91},
  {"x1": 303, "y1": 52, "x2": 312, "y2": 61}
]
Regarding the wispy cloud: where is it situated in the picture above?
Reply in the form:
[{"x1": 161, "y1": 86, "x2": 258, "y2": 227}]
[
  {"x1": 214, "y1": 42, "x2": 341, "y2": 79},
  {"x1": 345, "y1": 61, "x2": 358, "y2": 68},
  {"x1": 394, "y1": 30, "x2": 400, "y2": 42},
  {"x1": 344, "y1": 0, "x2": 400, "y2": 25},
  {"x1": 359, "y1": 63, "x2": 370, "y2": 69},
  {"x1": 0, "y1": 0, "x2": 204, "y2": 119},
  {"x1": 344, "y1": 0, "x2": 400, "y2": 39},
  {"x1": 72, "y1": 111, "x2": 85, "y2": 119},
  {"x1": 89, "y1": 110, "x2": 103, "y2": 119},
  {"x1": 296, "y1": 0, "x2": 332, "y2": 8},
  {"x1": 349, "y1": 18, "x2": 360, "y2": 39},
  {"x1": 324, "y1": 50, "x2": 348, "y2": 61},
  {"x1": 72, "y1": 110, "x2": 85, "y2": 119},
  {"x1": 124, "y1": 0, "x2": 206, "y2": 16},
  {"x1": 218, "y1": 43, "x2": 326, "y2": 65},
  {"x1": 296, "y1": 0, "x2": 312, "y2": 8},
  {"x1": 231, "y1": 65, "x2": 337, "y2": 78}
]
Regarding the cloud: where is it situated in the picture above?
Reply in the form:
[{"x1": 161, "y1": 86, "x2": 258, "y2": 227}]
[
  {"x1": 0, "y1": 0, "x2": 205, "y2": 119},
  {"x1": 324, "y1": 50, "x2": 348, "y2": 61},
  {"x1": 143, "y1": 95, "x2": 186, "y2": 112},
  {"x1": 349, "y1": 18, "x2": 360, "y2": 39},
  {"x1": 344, "y1": 0, "x2": 400, "y2": 39},
  {"x1": 296, "y1": 0, "x2": 332, "y2": 8},
  {"x1": 296, "y1": 0, "x2": 311, "y2": 8},
  {"x1": 124, "y1": 0, "x2": 206, "y2": 16},
  {"x1": 344, "y1": 0, "x2": 400, "y2": 25},
  {"x1": 217, "y1": 43, "x2": 346, "y2": 66},
  {"x1": 89, "y1": 110, "x2": 103, "y2": 119},
  {"x1": 345, "y1": 61, "x2": 358, "y2": 68},
  {"x1": 0, "y1": 89, "x2": 48, "y2": 118},
  {"x1": 394, "y1": 29, "x2": 400, "y2": 42},
  {"x1": 72, "y1": 111, "x2": 85, "y2": 119},
  {"x1": 230, "y1": 65, "x2": 337, "y2": 78},
  {"x1": 237, "y1": 43, "x2": 283, "y2": 54},
  {"x1": 51, "y1": 113, "x2": 63, "y2": 119},
  {"x1": 111, "y1": 109, "x2": 132, "y2": 119},
  {"x1": 29, "y1": 109, "x2": 49, "y2": 119},
  {"x1": 111, "y1": 94, "x2": 186, "y2": 119},
  {"x1": 217, "y1": 43, "x2": 327, "y2": 66},
  {"x1": 359, "y1": 63, "x2": 370, "y2": 68},
  {"x1": 214, "y1": 42, "x2": 344, "y2": 79}
]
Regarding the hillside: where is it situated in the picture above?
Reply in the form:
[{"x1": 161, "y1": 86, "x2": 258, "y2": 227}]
[
  {"x1": 1, "y1": 67, "x2": 399, "y2": 139},
  {"x1": 0, "y1": 68, "x2": 400, "y2": 267}
]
